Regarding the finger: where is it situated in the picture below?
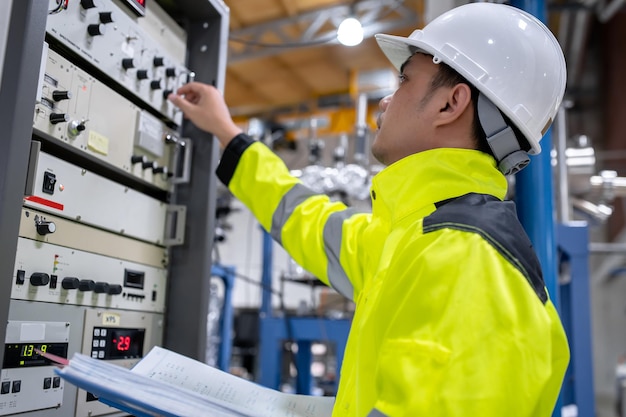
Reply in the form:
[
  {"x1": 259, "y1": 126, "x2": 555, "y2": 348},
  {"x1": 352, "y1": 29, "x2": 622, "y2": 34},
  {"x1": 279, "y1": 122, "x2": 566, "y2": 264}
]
[{"x1": 167, "y1": 93, "x2": 194, "y2": 114}]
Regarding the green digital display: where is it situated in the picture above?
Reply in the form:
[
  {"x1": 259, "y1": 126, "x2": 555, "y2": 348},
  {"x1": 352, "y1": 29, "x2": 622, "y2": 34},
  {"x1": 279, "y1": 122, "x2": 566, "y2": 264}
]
[{"x1": 2, "y1": 343, "x2": 68, "y2": 369}]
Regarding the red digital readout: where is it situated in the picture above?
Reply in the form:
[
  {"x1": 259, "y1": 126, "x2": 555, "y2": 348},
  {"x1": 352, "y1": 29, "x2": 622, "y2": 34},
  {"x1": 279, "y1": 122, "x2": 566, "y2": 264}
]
[{"x1": 113, "y1": 336, "x2": 131, "y2": 351}]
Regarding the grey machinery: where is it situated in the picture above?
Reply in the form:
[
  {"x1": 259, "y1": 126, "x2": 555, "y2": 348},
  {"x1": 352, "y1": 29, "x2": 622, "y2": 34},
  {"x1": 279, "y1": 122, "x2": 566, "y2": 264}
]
[{"x1": 0, "y1": 0, "x2": 228, "y2": 416}]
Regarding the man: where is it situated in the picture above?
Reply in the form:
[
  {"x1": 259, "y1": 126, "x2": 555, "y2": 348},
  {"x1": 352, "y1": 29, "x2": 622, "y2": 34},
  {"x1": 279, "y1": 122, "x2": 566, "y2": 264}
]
[{"x1": 169, "y1": 3, "x2": 569, "y2": 416}]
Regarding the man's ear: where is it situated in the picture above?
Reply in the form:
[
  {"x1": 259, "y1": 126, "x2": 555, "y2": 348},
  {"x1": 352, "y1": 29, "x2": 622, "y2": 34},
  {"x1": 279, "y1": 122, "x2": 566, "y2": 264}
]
[{"x1": 434, "y1": 83, "x2": 472, "y2": 127}]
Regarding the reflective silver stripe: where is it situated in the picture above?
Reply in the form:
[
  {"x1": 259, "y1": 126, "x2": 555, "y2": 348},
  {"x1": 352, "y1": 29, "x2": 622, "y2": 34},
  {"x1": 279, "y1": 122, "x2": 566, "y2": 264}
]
[
  {"x1": 367, "y1": 409, "x2": 388, "y2": 417},
  {"x1": 323, "y1": 209, "x2": 358, "y2": 300},
  {"x1": 271, "y1": 183, "x2": 317, "y2": 245}
]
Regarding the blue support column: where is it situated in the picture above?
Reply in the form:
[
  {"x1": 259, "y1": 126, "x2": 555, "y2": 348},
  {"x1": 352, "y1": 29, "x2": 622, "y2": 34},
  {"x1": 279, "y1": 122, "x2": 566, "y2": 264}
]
[
  {"x1": 510, "y1": 2, "x2": 563, "y2": 416},
  {"x1": 210, "y1": 264, "x2": 236, "y2": 372},
  {"x1": 557, "y1": 223, "x2": 596, "y2": 417},
  {"x1": 511, "y1": 0, "x2": 560, "y2": 313}
]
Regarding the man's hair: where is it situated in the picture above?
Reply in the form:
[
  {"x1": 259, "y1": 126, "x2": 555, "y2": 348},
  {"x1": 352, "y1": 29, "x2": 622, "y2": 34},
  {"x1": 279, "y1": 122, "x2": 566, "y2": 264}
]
[{"x1": 422, "y1": 61, "x2": 530, "y2": 158}]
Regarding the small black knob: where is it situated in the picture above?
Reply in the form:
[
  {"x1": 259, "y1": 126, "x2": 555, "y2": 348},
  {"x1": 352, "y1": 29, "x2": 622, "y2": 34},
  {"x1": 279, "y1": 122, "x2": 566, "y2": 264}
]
[
  {"x1": 36, "y1": 221, "x2": 56, "y2": 235},
  {"x1": 62, "y1": 277, "x2": 80, "y2": 290},
  {"x1": 81, "y1": 0, "x2": 96, "y2": 9},
  {"x1": 87, "y1": 24, "x2": 105, "y2": 37},
  {"x1": 122, "y1": 58, "x2": 135, "y2": 70},
  {"x1": 30, "y1": 273, "x2": 50, "y2": 286},
  {"x1": 94, "y1": 282, "x2": 110, "y2": 293},
  {"x1": 150, "y1": 79, "x2": 162, "y2": 90},
  {"x1": 52, "y1": 90, "x2": 72, "y2": 102},
  {"x1": 162, "y1": 89, "x2": 173, "y2": 100},
  {"x1": 131, "y1": 155, "x2": 147, "y2": 165},
  {"x1": 99, "y1": 11, "x2": 114, "y2": 23},
  {"x1": 142, "y1": 160, "x2": 156, "y2": 170},
  {"x1": 108, "y1": 284, "x2": 123, "y2": 295},
  {"x1": 137, "y1": 69, "x2": 149, "y2": 80},
  {"x1": 153, "y1": 57, "x2": 164, "y2": 67},
  {"x1": 78, "y1": 279, "x2": 95, "y2": 291},
  {"x1": 50, "y1": 113, "x2": 69, "y2": 125},
  {"x1": 165, "y1": 67, "x2": 176, "y2": 78},
  {"x1": 152, "y1": 165, "x2": 167, "y2": 174}
]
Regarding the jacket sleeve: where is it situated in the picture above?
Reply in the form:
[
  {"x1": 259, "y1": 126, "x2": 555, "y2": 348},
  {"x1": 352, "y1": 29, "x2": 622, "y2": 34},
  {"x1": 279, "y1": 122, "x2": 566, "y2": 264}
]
[
  {"x1": 216, "y1": 134, "x2": 371, "y2": 299},
  {"x1": 367, "y1": 227, "x2": 569, "y2": 417}
]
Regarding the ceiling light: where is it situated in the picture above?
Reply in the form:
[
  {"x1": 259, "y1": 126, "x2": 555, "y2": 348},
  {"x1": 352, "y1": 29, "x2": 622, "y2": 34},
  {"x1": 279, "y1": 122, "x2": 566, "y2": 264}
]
[{"x1": 337, "y1": 17, "x2": 363, "y2": 46}]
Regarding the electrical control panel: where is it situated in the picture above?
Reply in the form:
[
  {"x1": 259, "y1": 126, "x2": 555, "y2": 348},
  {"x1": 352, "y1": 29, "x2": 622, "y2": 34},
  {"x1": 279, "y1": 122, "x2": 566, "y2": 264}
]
[
  {"x1": 45, "y1": 0, "x2": 191, "y2": 125},
  {"x1": 2, "y1": 1, "x2": 226, "y2": 416},
  {"x1": 0, "y1": 321, "x2": 69, "y2": 416},
  {"x1": 33, "y1": 46, "x2": 188, "y2": 190},
  {"x1": 24, "y1": 149, "x2": 186, "y2": 246},
  {"x1": 12, "y1": 237, "x2": 167, "y2": 313},
  {"x1": 74, "y1": 309, "x2": 162, "y2": 417}
]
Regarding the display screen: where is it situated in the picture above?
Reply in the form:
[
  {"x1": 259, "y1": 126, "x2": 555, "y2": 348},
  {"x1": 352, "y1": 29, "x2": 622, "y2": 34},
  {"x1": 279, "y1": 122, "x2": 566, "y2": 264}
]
[
  {"x1": 2, "y1": 343, "x2": 68, "y2": 369},
  {"x1": 93, "y1": 327, "x2": 145, "y2": 360}
]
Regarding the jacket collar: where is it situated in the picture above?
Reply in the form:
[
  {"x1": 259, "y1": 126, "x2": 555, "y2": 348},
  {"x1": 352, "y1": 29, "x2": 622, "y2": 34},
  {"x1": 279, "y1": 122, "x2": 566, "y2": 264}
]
[{"x1": 370, "y1": 148, "x2": 508, "y2": 225}]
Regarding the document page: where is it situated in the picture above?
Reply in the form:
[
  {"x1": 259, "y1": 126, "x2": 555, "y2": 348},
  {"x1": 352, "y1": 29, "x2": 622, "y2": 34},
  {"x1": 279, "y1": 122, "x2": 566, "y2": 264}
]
[{"x1": 132, "y1": 346, "x2": 335, "y2": 417}]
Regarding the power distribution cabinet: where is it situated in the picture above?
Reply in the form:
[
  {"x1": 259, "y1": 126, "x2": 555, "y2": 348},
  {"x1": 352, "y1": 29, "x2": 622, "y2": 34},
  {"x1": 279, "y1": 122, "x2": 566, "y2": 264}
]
[{"x1": 0, "y1": 1, "x2": 228, "y2": 416}]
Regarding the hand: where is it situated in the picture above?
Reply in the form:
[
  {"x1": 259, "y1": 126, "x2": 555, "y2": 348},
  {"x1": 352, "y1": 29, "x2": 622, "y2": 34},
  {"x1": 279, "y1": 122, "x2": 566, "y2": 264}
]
[{"x1": 168, "y1": 82, "x2": 243, "y2": 147}]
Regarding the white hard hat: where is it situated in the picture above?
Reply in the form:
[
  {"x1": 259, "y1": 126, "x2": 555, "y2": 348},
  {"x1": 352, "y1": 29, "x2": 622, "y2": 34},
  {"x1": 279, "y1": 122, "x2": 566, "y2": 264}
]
[{"x1": 375, "y1": 2, "x2": 566, "y2": 156}]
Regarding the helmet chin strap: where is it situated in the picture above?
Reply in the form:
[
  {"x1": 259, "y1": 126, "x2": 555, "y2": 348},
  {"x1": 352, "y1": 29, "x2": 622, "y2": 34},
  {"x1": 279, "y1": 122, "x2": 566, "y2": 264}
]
[{"x1": 477, "y1": 93, "x2": 530, "y2": 175}]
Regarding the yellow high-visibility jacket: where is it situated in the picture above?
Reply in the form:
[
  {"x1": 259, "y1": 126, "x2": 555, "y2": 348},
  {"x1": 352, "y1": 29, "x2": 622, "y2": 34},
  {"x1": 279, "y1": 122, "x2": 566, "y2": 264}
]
[{"x1": 216, "y1": 134, "x2": 570, "y2": 417}]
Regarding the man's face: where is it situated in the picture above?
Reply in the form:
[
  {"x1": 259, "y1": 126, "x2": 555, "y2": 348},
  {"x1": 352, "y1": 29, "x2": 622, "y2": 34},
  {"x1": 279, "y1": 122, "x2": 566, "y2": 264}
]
[{"x1": 372, "y1": 53, "x2": 443, "y2": 166}]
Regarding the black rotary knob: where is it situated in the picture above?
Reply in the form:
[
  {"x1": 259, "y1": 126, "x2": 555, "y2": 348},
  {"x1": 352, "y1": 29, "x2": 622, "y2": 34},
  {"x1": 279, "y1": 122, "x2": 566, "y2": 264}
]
[
  {"x1": 165, "y1": 67, "x2": 176, "y2": 78},
  {"x1": 153, "y1": 57, "x2": 164, "y2": 67},
  {"x1": 94, "y1": 282, "x2": 110, "y2": 294},
  {"x1": 107, "y1": 284, "x2": 123, "y2": 295},
  {"x1": 30, "y1": 273, "x2": 50, "y2": 286},
  {"x1": 52, "y1": 90, "x2": 72, "y2": 101},
  {"x1": 50, "y1": 113, "x2": 69, "y2": 125},
  {"x1": 80, "y1": 0, "x2": 96, "y2": 9},
  {"x1": 142, "y1": 160, "x2": 156, "y2": 170},
  {"x1": 87, "y1": 24, "x2": 105, "y2": 37},
  {"x1": 152, "y1": 166, "x2": 167, "y2": 174},
  {"x1": 99, "y1": 11, "x2": 114, "y2": 23},
  {"x1": 150, "y1": 79, "x2": 162, "y2": 90},
  {"x1": 122, "y1": 58, "x2": 135, "y2": 70},
  {"x1": 137, "y1": 69, "x2": 149, "y2": 80},
  {"x1": 36, "y1": 221, "x2": 56, "y2": 235},
  {"x1": 131, "y1": 155, "x2": 147, "y2": 165},
  {"x1": 162, "y1": 89, "x2": 173, "y2": 100},
  {"x1": 78, "y1": 279, "x2": 95, "y2": 291},
  {"x1": 61, "y1": 277, "x2": 80, "y2": 290}
]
